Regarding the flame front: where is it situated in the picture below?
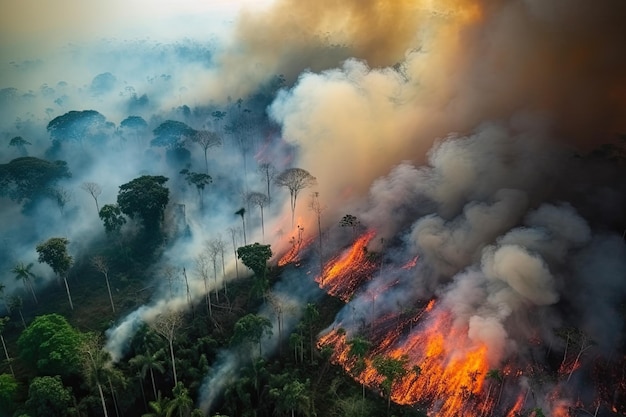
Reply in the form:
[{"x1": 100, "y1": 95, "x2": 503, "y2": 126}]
[{"x1": 315, "y1": 230, "x2": 378, "y2": 301}]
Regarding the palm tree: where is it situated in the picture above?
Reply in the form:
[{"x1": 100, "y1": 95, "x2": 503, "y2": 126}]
[
  {"x1": 166, "y1": 382, "x2": 193, "y2": 417},
  {"x1": 0, "y1": 283, "x2": 10, "y2": 313},
  {"x1": 143, "y1": 391, "x2": 169, "y2": 417},
  {"x1": 81, "y1": 333, "x2": 124, "y2": 417},
  {"x1": 8, "y1": 296, "x2": 26, "y2": 329},
  {"x1": 130, "y1": 349, "x2": 166, "y2": 400},
  {"x1": 11, "y1": 262, "x2": 37, "y2": 303}
]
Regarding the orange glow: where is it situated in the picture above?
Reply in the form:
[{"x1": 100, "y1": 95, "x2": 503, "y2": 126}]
[
  {"x1": 401, "y1": 256, "x2": 419, "y2": 269},
  {"x1": 505, "y1": 393, "x2": 525, "y2": 417},
  {"x1": 319, "y1": 305, "x2": 499, "y2": 417},
  {"x1": 315, "y1": 230, "x2": 377, "y2": 301}
]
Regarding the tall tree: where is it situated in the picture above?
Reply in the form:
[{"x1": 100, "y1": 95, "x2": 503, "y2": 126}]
[
  {"x1": 339, "y1": 214, "x2": 361, "y2": 241},
  {"x1": 237, "y1": 243, "x2": 272, "y2": 299},
  {"x1": 180, "y1": 169, "x2": 212, "y2": 210},
  {"x1": 246, "y1": 192, "x2": 269, "y2": 242},
  {"x1": 36, "y1": 237, "x2": 74, "y2": 309},
  {"x1": 269, "y1": 377, "x2": 312, "y2": 417},
  {"x1": 230, "y1": 313, "x2": 273, "y2": 356},
  {"x1": 99, "y1": 203, "x2": 126, "y2": 234},
  {"x1": 166, "y1": 382, "x2": 194, "y2": 417},
  {"x1": 81, "y1": 181, "x2": 102, "y2": 214},
  {"x1": 0, "y1": 317, "x2": 15, "y2": 377},
  {"x1": 80, "y1": 333, "x2": 124, "y2": 417},
  {"x1": 150, "y1": 311, "x2": 183, "y2": 387},
  {"x1": 11, "y1": 261, "x2": 38, "y2": 303},
  {"x1": 309, "y1": 192, "x2": 325, "y2": 283},
  {"x1": 275, "y1": 168, "x2": 317, "y2": 227},
  {"x1": 192, "y1": 130, "x2": 222, "y2": 174},
  {"x1": 235, "y1": 207, "x2": 247, "y2": 245},
  {"x1": 8, "y1": 296, "x2": 26, "y2": 329},
  {"x1": 92, "y1": 256, "x2": 115, "y2": 313},
  {"x1": 130, "y1": 349, "x2": 166, "y2": 401},
  {"x1": 117, "y1": 175, "x2": 169, "y2": 233},
  {"x1": 257, "y1": 162, "x2": 276, "y2": 206}
]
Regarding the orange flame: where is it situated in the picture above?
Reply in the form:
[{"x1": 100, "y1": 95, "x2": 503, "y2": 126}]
[{"x1": 316, "y1": 230, "x2": 378, "y2": 301}]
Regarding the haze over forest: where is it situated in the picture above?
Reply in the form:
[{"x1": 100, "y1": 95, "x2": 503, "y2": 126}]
[{"x1": 1, "y1": 1, "x2": 626, "y2": 416}]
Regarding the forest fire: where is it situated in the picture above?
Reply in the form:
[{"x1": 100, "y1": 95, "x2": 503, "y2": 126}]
[
  {"x1": 318, "y1": 304, "x2": 506, "y2": 417},
  {"x1": 315, "y1": 230, "x2": 378, "y2": 301}
]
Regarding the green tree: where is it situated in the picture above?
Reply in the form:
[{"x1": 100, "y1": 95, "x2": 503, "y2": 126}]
[
  {"x1": 0, "y1": 157, "x2": 71, "y2": 206},
  {"x1": 80, "y1": 333, "x2": 124, "y2": 417},
  {"x1": 237, "y1": 243, "x2": 272, "y2": 298},
  {"x1": 130, "y1": 349, "x2": 166, "y2": 400},
  {"x1": 151, "y1": 120, "x2": 196, "y2": 150},
  {"x1": 302, "y1": 303, "x2": 319, "y2": 364},
  {"x1": 166, "y1": 382, "x2": 194, "y2": 417},
  {"x1": 269, "y1": 377, "x2": 311, "y2": 417},
  {"x1": 11, "y1": 262, "x2": 38, "y2": 304},
  {"x1": 231, "y1": 314, "x2": 273, "y2": 356},
  {"x1": 117, "y1": 175, "x2": 169, "y2": 233},
  {"x1": 0, "y1": 373, "x2": 18, "y2": 413},
  {"x1": 46, "y1": 109, "x2": 107, "y2": 144},
  {"x1": 372, "y1": 355, "x2": 409, "y2": 414},
  {"x1": 8, "y1": 296, "x2": 26, "y2": 329},
  {"x1": 143, "y1": 391, "x2": 170, "y2": 417},
  {"x1": 180, "y1": 169, "x2": 212, "y2": 209},
  {"x1": 99, "y1": 204, "x2": 126, "y2": 234},
  {"x1": 36, "y1": 237, "x2": 74, "y2": 310},
  {"x1": 17, "y1": 313, "x2": 83, "y2": 376},
  {"x1": 275, "y1": 168, "x2": 316, "y2": 227},
  {"x1": 24, "y1": 375, "x2": 72, "y2": 417}
]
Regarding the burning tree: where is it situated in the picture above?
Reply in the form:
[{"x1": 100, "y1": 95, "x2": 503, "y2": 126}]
[{"x1": 275, "y1": 167, "x2": 317, "y2": 227}]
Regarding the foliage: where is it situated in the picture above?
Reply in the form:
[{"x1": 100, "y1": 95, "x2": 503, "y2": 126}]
[
  {"x1": 120, "y1": 115, "x2": 148, "y2": 130},
  {"x1": 237, "y1": 243, "x2": 272, "y2": 297},
  {"x1": 17, "y1": 314, "x2": 83, "y2": 376},
  {"x1": 46, "y1": 109, "x2": 108, "y2": 144},
  {"x1": 230, "y1": 314, "x2": 273, "y2": 355},
  {"x1": 0, "y1": 157, "x2": 71, "y2": 205},
  {"x1": 24, "y1": 376, "x2": 72, "y2": 417},
  {"x1": 117, "y1": 175, "x2": 169, "y2": 232},
  {"x1": 0, "y1": 373, "x2": 18, "y2": 413},
  {"x1": 99, "y1": 204, "x2": 127, "y2": 234},
  {"x1": 151, "y1": 120, "x2": 196, "y2": 149},
  {"x1": 36, "y1": 237, "x2": 72, "y2": 277}
]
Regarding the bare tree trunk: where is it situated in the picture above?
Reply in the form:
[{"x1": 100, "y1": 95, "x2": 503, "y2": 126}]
[
  {"x1": 104, "y1": 272, "x2": 115, "y2": 313},
  {"x1": 169, "y1": 339, "x2": 178, "y2": 386},
  {"x1": 150, "y1": 366, "x2": 158, "y2": 400},
  {"x1": 97, "y1": 382, "x2": 109, "y2": 417},
  {"x1": 1, "y1": 334, "x2": 14, "y2": 377},
  {"x1": 63, "y1": 276, "x2": 74, "y2": 310}
]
